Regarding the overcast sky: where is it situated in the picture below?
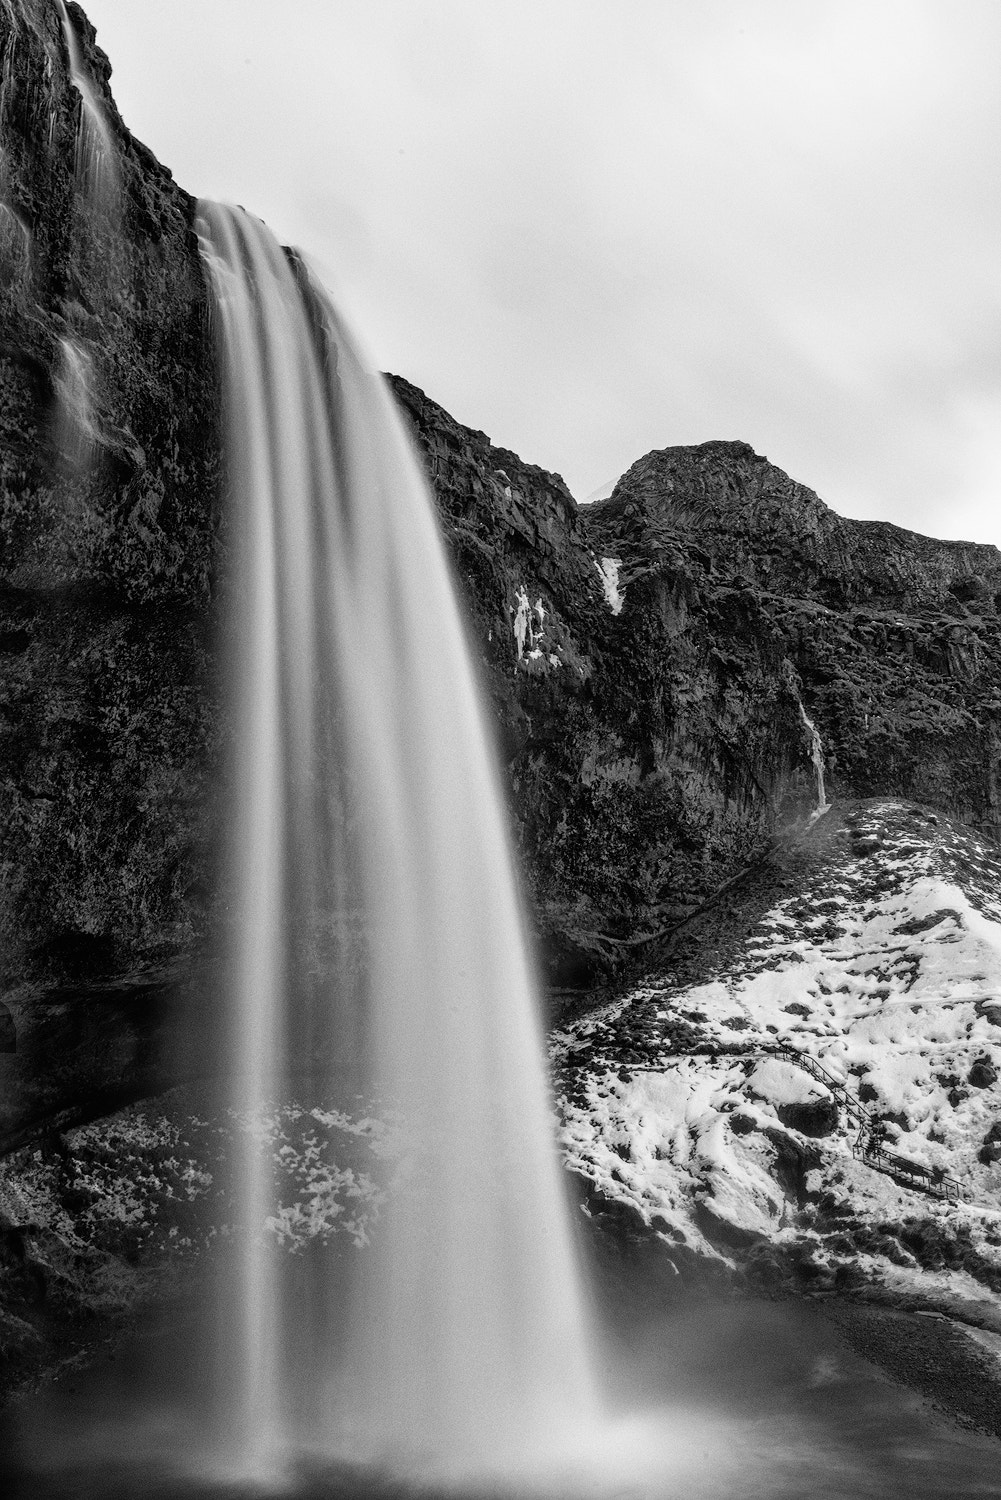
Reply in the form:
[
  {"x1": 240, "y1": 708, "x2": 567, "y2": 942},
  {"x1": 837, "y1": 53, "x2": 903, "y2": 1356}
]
[{"x1": 80, "y1": 0, "x2": 1000, "y2": 545}]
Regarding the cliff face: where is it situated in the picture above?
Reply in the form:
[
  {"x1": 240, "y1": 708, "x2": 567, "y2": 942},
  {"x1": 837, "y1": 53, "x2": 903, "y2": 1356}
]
[
  {"x1": 395, "y1": 394, "x2": 1001, "y2": 987},
  {"x1": 0, "y1": 1, "x2": 220, "y2": 1146}
]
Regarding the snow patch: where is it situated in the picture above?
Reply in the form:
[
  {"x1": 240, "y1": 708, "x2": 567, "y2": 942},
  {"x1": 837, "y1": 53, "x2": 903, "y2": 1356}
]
[
  {"x1": 512, "y1": 586, "x2": 546, "y2": 660},
  {"x1": 594, "y1": 556, "x2": 624, "y2": 615},
  {"x1": 746, "y1": 1057, "x2": 830, "y2": 1108}
]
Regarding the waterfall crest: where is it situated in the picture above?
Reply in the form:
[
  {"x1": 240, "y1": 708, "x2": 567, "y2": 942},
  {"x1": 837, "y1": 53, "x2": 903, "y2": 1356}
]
[{"x1": 196, "y1": 201, "x2": 597, "y2": 1483}]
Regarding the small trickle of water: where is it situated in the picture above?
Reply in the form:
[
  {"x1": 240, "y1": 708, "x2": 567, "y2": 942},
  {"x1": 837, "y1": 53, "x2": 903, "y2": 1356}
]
[
  {"x1": 797, "y1": 698, "x2": 831, "y2": 818},
  {"x1": 52, "y1": 333, "x2": 96, "y2": 472},
  {"x1": 0, "y1": 200, "x2": 31, "y2": 281},
  {"x1": 196, "y1": 201, "x2": 599, "y2": 1487},
  {"x1": 55, "y1": 0, "x2": 119, "y2": 212}
]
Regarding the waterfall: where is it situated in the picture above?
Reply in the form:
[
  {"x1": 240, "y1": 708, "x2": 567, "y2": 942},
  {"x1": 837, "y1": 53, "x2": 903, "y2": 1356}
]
[
  {"x1": 781, "y1": 659, "x2": 831, "y2": 821},
  {"x1": 797, "y1": 698, "x2": 831, "y2": 818},
  {"x1": 196, "y1": 202, "x2": 598, "y2": 1485},
  {"x1": 52, "y1": 334, "x2": 95, "y2": 473},
  {"x1": 53, "y1": 1, "x2": 120, "y2": 479}
]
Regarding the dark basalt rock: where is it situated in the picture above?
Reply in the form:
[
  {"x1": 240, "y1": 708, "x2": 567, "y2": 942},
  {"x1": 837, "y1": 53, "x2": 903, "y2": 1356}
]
[
  {"x1": 692, "y1": 1198, "x2": 765, "y2": 1251},
  {"x1": 968, "y1": 1058, "x2": 998, "y2": 1089},
  {"x1": 0, "y1": 1, "x2": 221, "y2": 1146},
  {"x1": 979, "y1": 1121, "x2": 1001, "y2": 1165},
  {"x1": 776, "y1": 1096, "x2": 840, "y2": 1138},
  {"x1": 762, "y1": 1126, "x2": 823, "y2": 1205},
  {"x1": 393, "y1": 383, "x2": 834, "y2": 985},
  {"x1": 587, "y1": 442, "x2": 1001, "y2": 843}
]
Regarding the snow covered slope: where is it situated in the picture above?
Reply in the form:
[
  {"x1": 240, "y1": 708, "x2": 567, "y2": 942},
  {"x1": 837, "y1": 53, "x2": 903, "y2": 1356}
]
[{"x1": 555, "y1": 800, "x2": 1001, "y2": 1320}]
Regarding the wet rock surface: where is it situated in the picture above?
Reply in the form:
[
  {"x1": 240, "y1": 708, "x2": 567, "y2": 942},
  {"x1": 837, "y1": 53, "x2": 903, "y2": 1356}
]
[{"x1": 0, "y1": 1, "x2": 221, "y2": 1144}]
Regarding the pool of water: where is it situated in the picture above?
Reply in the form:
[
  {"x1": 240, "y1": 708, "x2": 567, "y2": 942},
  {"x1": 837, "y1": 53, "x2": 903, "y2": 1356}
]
[{"x1": 2, "y1": 1297, "x2": 999, "y2": 1499}]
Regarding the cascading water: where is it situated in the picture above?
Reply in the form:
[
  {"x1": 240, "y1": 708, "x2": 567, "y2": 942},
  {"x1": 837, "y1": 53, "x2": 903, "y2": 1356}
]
[
  {"x1": 52, "y1": 333, "x2": 95, "y2": 473},
  {"x1": 196, "y1": 202, "x2": 599, "y2": 1487},
  {"x1": 796, "y1": 699, "x2": 831, "y2": 819},
  {"x1": 52, "y1": 0, "x2": 121, "y2": 480},
  {"x1": 55, "y1": 0, "x2": 119, "y2": 210}
]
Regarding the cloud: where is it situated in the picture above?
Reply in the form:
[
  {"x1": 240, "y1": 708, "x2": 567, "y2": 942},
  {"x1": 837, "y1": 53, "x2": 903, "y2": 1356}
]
[{"x1": 84, "y1": 0, "x2": 1001, "y2": 543}]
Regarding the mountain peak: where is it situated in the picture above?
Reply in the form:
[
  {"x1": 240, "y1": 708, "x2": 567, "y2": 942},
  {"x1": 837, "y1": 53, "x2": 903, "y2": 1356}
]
[{"x1": 588, "y1": 439, "x2": 1001, "y2": 615}]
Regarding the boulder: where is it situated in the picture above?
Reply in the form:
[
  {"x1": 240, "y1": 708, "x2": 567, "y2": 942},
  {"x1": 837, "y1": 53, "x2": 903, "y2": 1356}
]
[
  {"x1": 979, "y1": 1121, "x2": 1001, "y2": 1163},
  {"x1": 776, "y1": 1096, "x2": 840, "y2": 1138},
  {"x1": 969, "y1": 1059, "x2": 998, "y2": 1090}
]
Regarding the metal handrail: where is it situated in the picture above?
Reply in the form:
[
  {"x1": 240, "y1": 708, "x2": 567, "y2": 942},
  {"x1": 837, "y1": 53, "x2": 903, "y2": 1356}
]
[
  {"x1": 768, "y1": 1042, "x2": 961, "y2": 1203},
  {"x1": 767, "y1": 1043, "x2": 872, "y2": 1121},
  {"x1": 583, "y1": 1035, "x2": 964, "y2": 1206},
  {"x1": 852, "y1": 1132, "x2": 961, "y2": 1202}
]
